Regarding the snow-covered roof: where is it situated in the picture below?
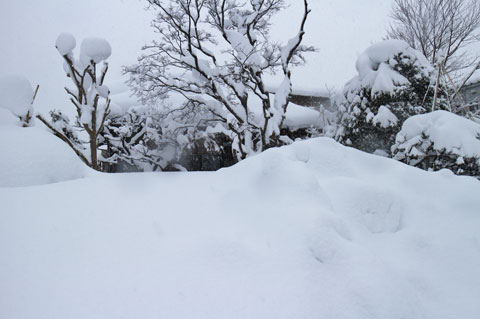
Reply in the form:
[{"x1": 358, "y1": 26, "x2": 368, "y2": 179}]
[
  {"x1": 466, "y1": 69, "x2": 480, "y2": 86},
  {"x1": 283, "y1": 102, "x2": 324, "y2": 129},
  {"x1": 264, "y1": 83, "x2": 330, "y2": 98}
]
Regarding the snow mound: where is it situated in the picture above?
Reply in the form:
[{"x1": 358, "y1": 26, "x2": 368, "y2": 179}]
[
  {"x1": 326, "y1": 179, "x2": 403, "y2": 233},
  {"x1": 395, "y1": 110, "x2": 480, "y2": 159},
  {"x1": 2, "y1": 138, "x2": 480, "y2": 318},
  {"x1": 225, "y1": 139, "x2": 406, "y2": 235},
  {"x1": 80, "y1": 37, "x2": 112, "y2": 64},
  {"x1": 0, "y1": 74, "x2": 34, "y2": 119},
  {"x1": 55, "y1": 32, "x2": 76, "y2": 56},
  {"x1": 0, "y1": 125, "x2": 91, "y2": 187}
]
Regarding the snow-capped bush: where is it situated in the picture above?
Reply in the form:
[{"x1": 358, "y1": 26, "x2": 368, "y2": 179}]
[
  {"x1": 0, "y1": 74, "x2": 35, "y2": 127},
  {"x1": 336, "y1": 40, "x2": 448, "y2": 154},
  {"x1": 392, "y1": 111, "x2": 480, "y2": 178},
  {"x1": 102, "y1": 106, "x2": 173, "y2": 171},
  {"x1": 80, "y1": 37, "x2": 112, "y2": 65},
  {"x1": 55, "y1": 32, "x2": 76, "y2": 56},
  {"x1": 37, "y1": 33, "x2": 112, "y2": 170}
]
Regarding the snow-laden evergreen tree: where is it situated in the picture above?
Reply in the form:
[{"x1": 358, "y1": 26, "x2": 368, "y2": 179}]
[
  {"x1": 37, "y1": 33, "x2": 112, "y2": 170},
  {"x1": 336, "y1": 39, "x2": 448, "y2": 155},
  {"x1": 392, "y1": 110, "x2": 480, "y2": 179},
  {"x1": 126, "y1": 0, "x2": 314, "y2": 160}
]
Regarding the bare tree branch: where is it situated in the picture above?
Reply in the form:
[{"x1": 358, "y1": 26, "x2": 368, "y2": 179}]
[
  {"x1": 126, "y1": 0, "x2": 313, "y2": 158},
  {"x1": 387, "y1": 0, "x2": 480, "y2": 72}
]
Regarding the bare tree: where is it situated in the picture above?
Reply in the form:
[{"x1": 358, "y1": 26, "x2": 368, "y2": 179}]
[
  {"x1": 387, "y1": 0, "x2": 480, "y2": 72},
  {"x1": 126, "y1": 0, "x2": 313, "y2": 159}
]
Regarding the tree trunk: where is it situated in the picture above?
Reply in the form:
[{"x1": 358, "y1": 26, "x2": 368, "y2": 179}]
[{"x1": 90, "y1": 109, "x2": 98, "y2": 170}]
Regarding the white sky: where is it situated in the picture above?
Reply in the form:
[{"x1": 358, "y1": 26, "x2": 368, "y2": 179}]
[{"x1": 0, "y1": 0, "x2": 393, "y2": 113}]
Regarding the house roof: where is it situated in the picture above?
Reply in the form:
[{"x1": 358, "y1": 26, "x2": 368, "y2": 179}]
[{"x1": 466, "y1": 69, "x2": 480, "y2": 86}]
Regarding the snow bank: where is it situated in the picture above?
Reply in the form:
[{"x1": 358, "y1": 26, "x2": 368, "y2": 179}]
[
  {"x1": 0, "y1": 74, "x2": 34, "y2": 120},
  {"x1": 1, "y1": 137, "x2": 480, "y2": 319},
  {"x1": 0, "y1": 125, "x2": 91, "y2": 187},
  {"x1": 394, "y1": 110, "x2": 480, "y2": 159},
  {"x1": 0, "y1": 107, "x2": 18, "y2": 126}
]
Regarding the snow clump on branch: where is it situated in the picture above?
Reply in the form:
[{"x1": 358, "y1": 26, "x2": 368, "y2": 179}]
[
  {"x1": 80, "y1": 38, "x2": 112, "y2": 65},
  {"x1": 0, "y1": 74, "x2": 35, "y2": 127},
  {"x1": 55, "y1": 32, "x2": 76, "y2": 56}
]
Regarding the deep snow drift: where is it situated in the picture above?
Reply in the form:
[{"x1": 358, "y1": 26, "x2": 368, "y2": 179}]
[
  {"x1": 0, "y1": 125, "x2": 90, "y2": 187},
  {"x1": 1, "y1": 138, "x2": 480, "y2": 319}
]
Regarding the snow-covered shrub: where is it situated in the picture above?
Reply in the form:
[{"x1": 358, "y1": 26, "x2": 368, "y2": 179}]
[
  {"x1": 48, "y1": 110, "x2": 82, "y2": 144},
  {"x1": 102, "y1": 102, "x2": 235, "y2": 172},
  {"x1": 102, "y1": 106, "x2": 173, "y2": 171},
  {"x1": 37, "y1": 33, "x2": 112, "y2": 170},
  {"x1": 392, "y1": 111, "x2": 480, "y2": 178},
  {"x1": 0, "y1": 74, "x2": 36, "y2": 127},
  {"x1": 336, "y1": 40, "x2": 448, "y2": 155}
]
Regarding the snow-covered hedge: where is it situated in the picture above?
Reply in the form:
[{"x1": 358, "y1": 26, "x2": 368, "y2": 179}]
[
  {"x1": 393, "y1": 111, "x2": 480, "y2": 178},
  {"x1": 336, "y1": 40, "x2": 447, "y2": 154}
]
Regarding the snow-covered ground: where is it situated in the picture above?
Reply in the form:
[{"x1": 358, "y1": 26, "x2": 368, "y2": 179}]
[
  {"x1": 1, "y1": 136, "x2": 480, "y2": 319},
  {"x1": 1, "y1": 2, "x2": 480, "y2": 317},
  {"x1": 0, "y1": 125, "x2": 90, "y2": 187}
]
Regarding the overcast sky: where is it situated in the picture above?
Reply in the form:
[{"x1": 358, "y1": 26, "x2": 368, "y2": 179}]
[{"x1": 0, "y1": 0, "x2": 393, "y2": 113}]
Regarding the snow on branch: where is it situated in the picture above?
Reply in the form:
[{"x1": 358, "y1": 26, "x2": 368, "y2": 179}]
[
  {"x1": 39, "y1": 33, "x2": 112, "y2": 170},
  {"x1": 127, "y1": 0, "x2": 314, "y2": 160}
]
